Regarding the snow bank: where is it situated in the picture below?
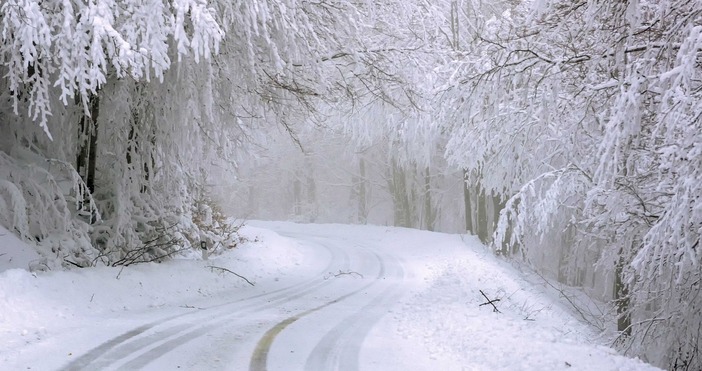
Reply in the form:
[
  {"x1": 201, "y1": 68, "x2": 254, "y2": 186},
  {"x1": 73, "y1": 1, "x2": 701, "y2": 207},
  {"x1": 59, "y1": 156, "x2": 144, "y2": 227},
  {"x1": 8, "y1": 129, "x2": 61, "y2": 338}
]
[
  {"x1": 0, "y1": 225, "x2": 304, "y2": 356},
  {"x1": 380, "y1": 230, "x2": 659, "y2": 370},
  {"x1": 0, "y1": 224, "x2": 42, "y2": 272}
]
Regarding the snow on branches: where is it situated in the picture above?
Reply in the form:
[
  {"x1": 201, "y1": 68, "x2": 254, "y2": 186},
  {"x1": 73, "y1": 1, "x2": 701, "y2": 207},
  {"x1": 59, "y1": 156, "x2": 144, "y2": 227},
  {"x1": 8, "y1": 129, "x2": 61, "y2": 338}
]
[
  {"x1": 438, "y1": 0, "x2": 702, "y2": 368},
  {"x1": 0, "y1": 0, "x2": 222, "y2": 138}
]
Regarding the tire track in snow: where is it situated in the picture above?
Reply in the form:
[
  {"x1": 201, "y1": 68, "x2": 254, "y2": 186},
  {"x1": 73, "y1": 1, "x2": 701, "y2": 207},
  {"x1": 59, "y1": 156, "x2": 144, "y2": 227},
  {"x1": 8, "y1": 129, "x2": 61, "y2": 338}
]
[
  {"x1": 114, "y1": 268, "x2": 349, "y2": 370},
  {"x1": 60, "y1": 238, "x2": 348, "y2": 371},
  {"x1": 248, "y1": 250, "x2": 391, "y2": 371},
  {"x1": 303, "y1": 254, "x2": 405, "y2": 371}
]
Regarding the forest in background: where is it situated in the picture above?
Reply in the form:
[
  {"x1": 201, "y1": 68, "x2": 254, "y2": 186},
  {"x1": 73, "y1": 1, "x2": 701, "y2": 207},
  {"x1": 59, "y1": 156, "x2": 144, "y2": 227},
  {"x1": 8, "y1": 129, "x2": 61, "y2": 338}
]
[{"x1": 1, "y1": 0, "x2": 700, "y2": 369}]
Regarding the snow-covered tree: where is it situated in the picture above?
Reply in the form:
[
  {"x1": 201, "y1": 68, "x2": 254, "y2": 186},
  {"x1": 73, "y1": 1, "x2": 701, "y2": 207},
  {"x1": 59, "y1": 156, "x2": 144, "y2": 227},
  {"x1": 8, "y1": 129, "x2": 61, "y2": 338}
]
[
  {"x1": 432, "y1": 0, "x2": 701, "y2": 368},
  {"x1": 0, "y1": 0, "x2": 460, "y2": 266}
]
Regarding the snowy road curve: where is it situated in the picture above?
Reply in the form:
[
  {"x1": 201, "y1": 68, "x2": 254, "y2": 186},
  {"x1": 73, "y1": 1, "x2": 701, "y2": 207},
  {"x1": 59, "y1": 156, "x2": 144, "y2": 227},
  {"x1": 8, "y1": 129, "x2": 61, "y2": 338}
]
[{"x1": 58, "y1": 229, "x2": 407, "y2": 370}]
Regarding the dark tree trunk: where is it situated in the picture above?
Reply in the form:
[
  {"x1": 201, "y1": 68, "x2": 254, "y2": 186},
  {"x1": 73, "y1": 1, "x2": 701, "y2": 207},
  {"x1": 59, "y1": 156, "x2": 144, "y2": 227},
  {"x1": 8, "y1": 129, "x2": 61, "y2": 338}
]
[
  {"x1": 86, "y1": 96, "x2": 98, "y2": 194},
  {"x1": 76, "y1": 93, "x2": 99, "y2": 223},
  {"x1": 76, "y1": 95, "x2": 99, "y2": 192},
  {"x1": 477, "y1": 188, "x2": 489, "y2": 243},
  {"x1": 615, "y1": 253, "x2": 631, "y2": 336},
  {"x1": 388, "y1": 160, "x2": 412, "y2": 228},
  {"x1": 491, "y1": 193, "x2": 505, "y2": 238}
]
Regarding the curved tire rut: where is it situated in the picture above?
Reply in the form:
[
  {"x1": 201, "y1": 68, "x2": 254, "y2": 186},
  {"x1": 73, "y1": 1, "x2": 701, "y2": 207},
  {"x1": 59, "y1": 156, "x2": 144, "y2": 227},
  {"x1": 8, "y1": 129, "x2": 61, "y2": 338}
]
[
  {"x1": 61, "y1": 239, "x2": 348, "y2": 370},
  {"x1": 249, "y1": 251, "x2": 406, "y2": 371}
]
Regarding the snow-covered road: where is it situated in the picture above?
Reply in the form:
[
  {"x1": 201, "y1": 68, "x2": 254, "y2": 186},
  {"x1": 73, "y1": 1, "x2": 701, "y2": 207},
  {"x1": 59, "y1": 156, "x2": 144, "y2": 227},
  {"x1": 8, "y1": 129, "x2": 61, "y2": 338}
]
[
  {"x1": 249, "y1": 232, "x2": 406, "y2": 371},
  {"x1": 61, "y1": 232, "x2": 403, "y2": 370},
  {"x1": 0, "y1": 222, "x2": 660, "y2": 370}
]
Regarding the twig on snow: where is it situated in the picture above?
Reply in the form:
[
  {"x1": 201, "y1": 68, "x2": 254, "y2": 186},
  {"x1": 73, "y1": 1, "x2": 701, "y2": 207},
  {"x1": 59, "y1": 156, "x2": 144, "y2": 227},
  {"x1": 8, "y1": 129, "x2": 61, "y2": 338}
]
[
  {"x1": 479, "y1": 289, "x2": 502, "y2": 313},
  {"x1": 207, "y1": 265, "x2": 255, "y2": 286},
  {"x1": 116, "y1": 265, "x2": 126, "y2": 280},
  {"x1": 64, "y1": 259, "x2": 84, "y2": 268},
  {"x1": 324, "y1": 270, "x2": 364, "y2": 279}
]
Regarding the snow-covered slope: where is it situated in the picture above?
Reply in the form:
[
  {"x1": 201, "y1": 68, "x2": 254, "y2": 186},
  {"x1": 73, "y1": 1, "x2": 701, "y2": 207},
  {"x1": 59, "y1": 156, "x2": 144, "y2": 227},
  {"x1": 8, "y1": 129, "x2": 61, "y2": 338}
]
[
  {"x1": 0, "y1": 224, "x2": 42, "y2": 272},
  {"x1": 0, "y1": 222, "x2": 659, "y2": 370}
]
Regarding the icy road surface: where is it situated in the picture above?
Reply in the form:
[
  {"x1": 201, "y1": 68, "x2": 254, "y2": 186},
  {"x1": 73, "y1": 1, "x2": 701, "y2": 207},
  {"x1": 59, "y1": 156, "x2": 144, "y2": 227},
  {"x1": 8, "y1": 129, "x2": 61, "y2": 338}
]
[{"x1": 0, "y1": 222, "x2": 659, "y2": 370}]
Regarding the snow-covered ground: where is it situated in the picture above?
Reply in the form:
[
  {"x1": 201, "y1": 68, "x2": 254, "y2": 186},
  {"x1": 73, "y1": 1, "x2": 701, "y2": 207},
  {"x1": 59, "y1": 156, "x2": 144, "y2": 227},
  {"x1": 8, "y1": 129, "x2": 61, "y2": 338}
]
[{"x1": 0, "y1": 221, "x2": 659, "y2": 370}]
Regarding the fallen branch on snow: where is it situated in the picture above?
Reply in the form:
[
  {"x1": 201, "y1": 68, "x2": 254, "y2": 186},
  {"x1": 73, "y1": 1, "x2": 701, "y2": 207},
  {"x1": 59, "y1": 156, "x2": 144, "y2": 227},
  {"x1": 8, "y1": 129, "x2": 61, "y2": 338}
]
[
  {"x1": 479, "y1": 289, "x2": 501, "y2": 313},
  {"x1": 206, "y1": 265, "x2": 255, "y2": 286},
  {"x1": 324, "y1": 270, "x2": 363, "y2": 279}
]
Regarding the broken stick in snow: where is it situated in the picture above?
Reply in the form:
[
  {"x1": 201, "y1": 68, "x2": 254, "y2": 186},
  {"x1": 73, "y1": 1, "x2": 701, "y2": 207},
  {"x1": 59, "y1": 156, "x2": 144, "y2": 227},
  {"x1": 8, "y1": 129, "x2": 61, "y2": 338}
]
[
  {"x1": 479, "y1": 289, "x2": 501, "y2": 313},
  {"x1": 324, "y1": 270, "x2": 363, "y2": 279},
  {"x1": 333, "y1": 270, "x2": 363, "y2": 278},
  {"x1": 207, "y1": 265, "x2": 255, "y2": 286}
]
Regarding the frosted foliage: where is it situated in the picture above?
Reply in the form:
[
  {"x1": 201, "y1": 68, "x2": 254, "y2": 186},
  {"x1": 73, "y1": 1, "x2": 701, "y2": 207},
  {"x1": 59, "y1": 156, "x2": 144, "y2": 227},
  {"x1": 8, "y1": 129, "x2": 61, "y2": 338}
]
[
  {"x1": 88, "y1": 62, "x2": 232, "y2": 260},
  {"x1": 0, "y1": 179, "x2": 28, "y2": 238},
  {"x1": 634, "y1": 25, "x2": 702, "y2": 282},
  {"x1": 431, "y1": 0, "x2": 702, "y2": 368},
  {"x1": 0, "y1": 0, "x2": 222, "y2": 137},
  {"x1": 0, "y1": 152, "x2": 96, "y2": 269},
  {"x1": 495, "y1": 169, "x2": 585, "y2": 252},
  {"x1": 229, "y1": 0, "x2": 439, "y2": 115}
]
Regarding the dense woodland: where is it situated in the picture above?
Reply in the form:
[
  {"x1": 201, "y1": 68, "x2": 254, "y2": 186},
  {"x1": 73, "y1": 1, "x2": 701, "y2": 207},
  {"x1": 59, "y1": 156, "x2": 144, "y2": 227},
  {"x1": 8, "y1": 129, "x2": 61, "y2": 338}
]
[{"x1": 1, "y1": 0, "x2": 700, "y2": 369}]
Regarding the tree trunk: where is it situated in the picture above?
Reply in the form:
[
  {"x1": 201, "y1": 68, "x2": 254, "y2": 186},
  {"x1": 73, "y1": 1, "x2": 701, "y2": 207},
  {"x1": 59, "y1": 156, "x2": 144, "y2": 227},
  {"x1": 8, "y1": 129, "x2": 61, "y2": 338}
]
[
  {"x1": 76, "y1": 93, "x2": 99, "y2": 223},
  {"x1": 358, "y1": 157, "x2": 367, "y2": 223},
  {"x1": 463, "y1": 170, "x2": 473, "y2": 233},
  {"x1": 293, "y1": 178, "x2": 302, "y2": 217},
  {"x1": 615, "y1": 252, "x2": 631, "y2": 336},
  {"x1": 126, "y1": 85, "x2": 155, "y2": 194},
  {"x1": 77, "y1": 94, "x2": 99, "y2": 192},
  {"x1": 306, "y1": 170, "x2": 316, "y2": 222},
  {"x1": 86, "y1": 95, "x2": 99, "y2": 194},
  {"x1": 424, "y1": 167, "x2": 435, "y2": 231},
  {"x1": 477, "y1": 188, "x2": 489, "y2": 243},
  {"x1": 450, "y1": 0, "x2": 459, "y2": 50},
  {"x1": 389, "y1": 159, "x2": 412, "y2": 228},
  {"x1": 491, "y1": 193, "x2": 505, "y2": 238}
]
